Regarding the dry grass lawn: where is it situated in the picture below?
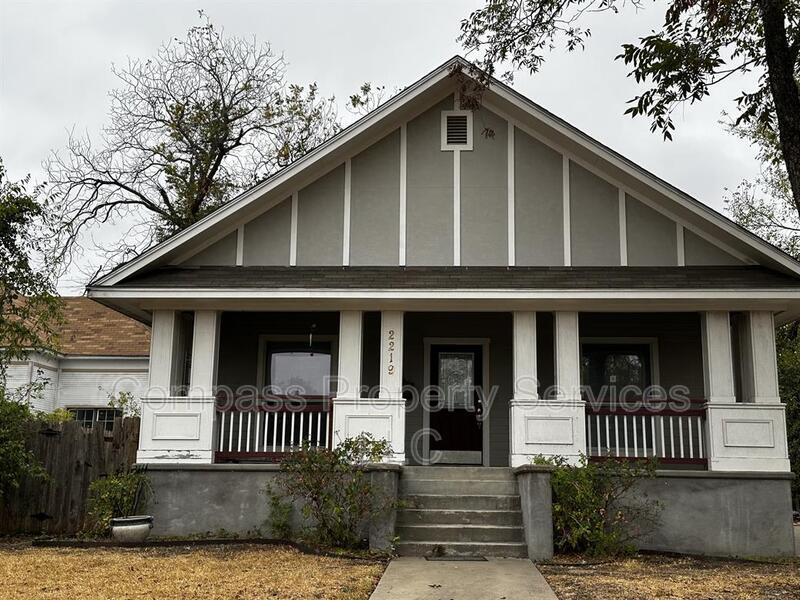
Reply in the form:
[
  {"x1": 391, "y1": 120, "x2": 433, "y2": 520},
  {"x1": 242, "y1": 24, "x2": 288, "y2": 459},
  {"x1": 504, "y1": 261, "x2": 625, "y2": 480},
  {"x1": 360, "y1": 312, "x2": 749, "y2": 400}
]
[
  {"x1": 539, "y1": 554, "x2": 800, "y2": 599},
  {"x1": 0, "y1": 541, "x2": 385, "y2": 599}
]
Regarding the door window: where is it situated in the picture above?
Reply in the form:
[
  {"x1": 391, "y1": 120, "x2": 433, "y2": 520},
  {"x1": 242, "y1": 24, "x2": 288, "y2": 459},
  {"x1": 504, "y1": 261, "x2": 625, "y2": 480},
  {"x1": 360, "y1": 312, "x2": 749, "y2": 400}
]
[{"x1": 438, "y1": 352, "x2": 475, "y2": 410}]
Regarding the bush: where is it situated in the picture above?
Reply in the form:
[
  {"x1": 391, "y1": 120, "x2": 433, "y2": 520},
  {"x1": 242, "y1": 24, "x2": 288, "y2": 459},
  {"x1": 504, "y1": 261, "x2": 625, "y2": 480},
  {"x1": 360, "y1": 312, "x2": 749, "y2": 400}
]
[
  {"x1": 264, "y1": 484, "x2": 293, "y2": 539},
  {"x1": 533, "y1": 454, "x2": 662, "y2": 556},
  {"x1": 86, "y1": 470, "x2": 152, "y2": 536},
  {"x1": 278, "y1": 433, "x2": 392, "y2": 549},
  {"x1": 0, "y1": 387, "x2": 46, "y2": 500}
]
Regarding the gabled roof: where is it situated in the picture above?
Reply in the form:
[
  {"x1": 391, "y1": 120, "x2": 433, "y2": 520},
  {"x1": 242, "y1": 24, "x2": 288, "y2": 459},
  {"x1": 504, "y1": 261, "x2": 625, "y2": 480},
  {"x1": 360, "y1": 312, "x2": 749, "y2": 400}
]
[{"x1": 90, "y1": 56, "x2": 800, "y2": 288}]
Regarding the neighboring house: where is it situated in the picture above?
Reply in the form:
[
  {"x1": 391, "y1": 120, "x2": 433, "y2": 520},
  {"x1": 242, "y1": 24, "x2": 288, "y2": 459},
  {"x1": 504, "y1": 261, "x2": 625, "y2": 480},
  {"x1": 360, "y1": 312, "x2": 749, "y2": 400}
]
[
  {"x1": 6, "y1": 297, "x2": 150, "y2": 429},
  {"x1": 87, "y1": 57, "x2": 798, "y2": 557}
]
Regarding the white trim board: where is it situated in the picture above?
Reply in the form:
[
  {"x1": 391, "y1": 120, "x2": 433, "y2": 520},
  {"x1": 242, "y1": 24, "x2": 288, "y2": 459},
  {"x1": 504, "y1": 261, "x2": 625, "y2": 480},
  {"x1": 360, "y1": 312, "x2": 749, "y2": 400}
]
[{"x1": 92, "y1": 56, "x2": 800, "y2": 286}]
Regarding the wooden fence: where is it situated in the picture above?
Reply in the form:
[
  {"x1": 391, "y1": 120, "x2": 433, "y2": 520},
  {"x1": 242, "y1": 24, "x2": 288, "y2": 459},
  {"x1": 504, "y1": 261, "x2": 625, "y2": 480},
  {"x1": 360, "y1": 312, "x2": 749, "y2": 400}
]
[{"x1": 0, "y1": 417, "x2": 139, "y2": 535}]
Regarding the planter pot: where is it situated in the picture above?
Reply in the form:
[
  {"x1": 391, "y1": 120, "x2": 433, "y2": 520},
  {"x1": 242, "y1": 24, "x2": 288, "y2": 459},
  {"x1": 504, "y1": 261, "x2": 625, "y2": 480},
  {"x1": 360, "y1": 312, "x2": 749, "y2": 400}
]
[{"x1": 111, "y1": 516, "x2": 154, "y2": 543}]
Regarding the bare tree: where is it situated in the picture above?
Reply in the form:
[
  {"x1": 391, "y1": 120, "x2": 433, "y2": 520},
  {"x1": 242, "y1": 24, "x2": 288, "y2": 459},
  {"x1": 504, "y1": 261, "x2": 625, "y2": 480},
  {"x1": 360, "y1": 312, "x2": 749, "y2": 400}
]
[{"x1": 47, "y1": 16, "x2": 339, "y2": 276}]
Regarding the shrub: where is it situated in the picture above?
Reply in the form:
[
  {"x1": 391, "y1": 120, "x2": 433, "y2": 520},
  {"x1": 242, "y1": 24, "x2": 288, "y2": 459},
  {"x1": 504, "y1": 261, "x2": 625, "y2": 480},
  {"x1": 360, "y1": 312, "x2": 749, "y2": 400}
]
[
  {"x1": 533, "y1": 454, "x2": 662, "y2": 556},
  {"x1": 86, "y1": 469, "x2": 152, "y2": 536},
  {"x1": 0, "y1": 386, "x2": 46, "y2": 500},
  {"x1": 264, "y1": 484, "x2": 293, "y2": 539},
  {"x1": 278, "y1": 433, "x2": 392, "y2": 549}
]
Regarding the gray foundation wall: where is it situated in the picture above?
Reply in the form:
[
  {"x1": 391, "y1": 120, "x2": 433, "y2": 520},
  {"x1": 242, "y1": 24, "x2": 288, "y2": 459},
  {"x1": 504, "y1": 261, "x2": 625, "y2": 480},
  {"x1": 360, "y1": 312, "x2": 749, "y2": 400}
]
[
  {"x1": 634, "y1": 471, "x2": 795, "y2": 557},
  {"x1": 145, "y1": 464, "x2": 399, "y2": 551}
]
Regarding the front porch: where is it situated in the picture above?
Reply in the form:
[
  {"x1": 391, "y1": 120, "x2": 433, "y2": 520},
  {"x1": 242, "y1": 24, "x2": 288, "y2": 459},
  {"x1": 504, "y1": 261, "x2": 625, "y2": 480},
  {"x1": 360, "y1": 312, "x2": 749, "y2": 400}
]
[{"x1": 136, "y1": 309, "x2": 790, "y2": 473}]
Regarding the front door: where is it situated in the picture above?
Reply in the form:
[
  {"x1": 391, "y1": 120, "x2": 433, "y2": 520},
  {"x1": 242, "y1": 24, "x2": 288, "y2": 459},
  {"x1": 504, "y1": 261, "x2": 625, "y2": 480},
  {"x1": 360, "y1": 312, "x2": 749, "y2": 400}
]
[{"x1": 428, "y1": 344, "x2": 484, "y2": 465}]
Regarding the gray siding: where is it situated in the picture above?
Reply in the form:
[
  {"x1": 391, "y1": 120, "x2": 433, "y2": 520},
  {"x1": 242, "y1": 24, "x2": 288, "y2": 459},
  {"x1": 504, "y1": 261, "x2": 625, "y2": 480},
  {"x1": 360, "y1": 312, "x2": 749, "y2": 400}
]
[
  {"x1": 626, "y1": 195, "x2": 678, "y2": 266},
  {"x1": 684, "y1": 229, "x2": 742, "y2": 265},
  {"x1": 406, "y1": 96, "x2": 454, "y2": 266},
  {"x1": 460, "y1": 108, "x2": 508, "y2": 265},
  {"x1": 514, "y1": 129, "x2": 564, "y2": 265},
  {"x1": 350, "y1": 129, "x2": 400, "y2": 265},
  {"x1": 570, "y1": 162, "x2": 620, "y2": 266},
  {"x1": 296, "y1": 165, "x2": 345, "y2": 266},
  {"x1": 243, "y1": 198, "x2": 291, "y2": 266},
  {"x1": 182, "y1": 231, "x2": 237, "y2": 266}
]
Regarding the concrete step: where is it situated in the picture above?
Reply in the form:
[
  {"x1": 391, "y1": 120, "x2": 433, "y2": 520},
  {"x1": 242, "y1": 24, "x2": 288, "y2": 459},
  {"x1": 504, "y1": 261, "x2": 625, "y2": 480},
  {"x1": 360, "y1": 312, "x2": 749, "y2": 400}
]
[
  {"x1": 402, "y1": 494, "x2": 521, "y2": 511},
  {"x1": 400, "y1": 478, "x2": 518, "y2": 496},
  {"x1": 397, "y1": 508, "x2": 523, "y2": 527},
  {"x1": 396, "y1": 541, "x2": 528, "y2": 558},
  {"x1": 398, "y1": 524, "x2": 525, "y2": 543},
  {"x1": 402, "y1": 466, "x2": 515, "y2": 481}
]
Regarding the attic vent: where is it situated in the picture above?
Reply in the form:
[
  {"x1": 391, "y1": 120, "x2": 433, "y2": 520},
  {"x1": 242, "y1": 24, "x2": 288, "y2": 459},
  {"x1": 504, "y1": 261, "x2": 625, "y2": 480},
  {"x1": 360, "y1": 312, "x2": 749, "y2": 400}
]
[{"x1": 441, "y1": 110, "x2": 473, "y2": 151}]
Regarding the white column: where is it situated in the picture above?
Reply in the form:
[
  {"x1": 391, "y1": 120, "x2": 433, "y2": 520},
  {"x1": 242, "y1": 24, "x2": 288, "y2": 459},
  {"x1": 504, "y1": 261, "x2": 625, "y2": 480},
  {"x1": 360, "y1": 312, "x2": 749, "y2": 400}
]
[
  {"x1": 703, "y1": 310, "x2": 789, "y2": 471},
  {"x1": 510, "y1": 312, "x2": 586, "y2": 467},
  {"x1": 138, "y1": 310, "x2": 220, "y2": 464},
  {"x1": 332, "y1": 310, "x2": 404, "y2": 463},
  {"x1": 379, "y1": 311, "x2": 405, "y2": 462},
  {"x1": 555, "y1": 311, "x2": 581, "y2": 400},
  {"x1": 147, "y1": 310, "x2": 179, "y2": 396},
  {"x1": 336, "y1": 310, "x2": 363, "y2": 400},
  {"x1": 701, "y1": 311, "x2": 736, "y2": 403},
  {"x1": 740, "y1": 311, "x2": 780, "y2": 404}
]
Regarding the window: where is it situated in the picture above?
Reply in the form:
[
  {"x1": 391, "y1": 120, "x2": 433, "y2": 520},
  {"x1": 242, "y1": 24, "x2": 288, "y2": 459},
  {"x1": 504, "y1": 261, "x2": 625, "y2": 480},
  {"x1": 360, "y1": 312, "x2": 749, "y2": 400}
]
[
  {"x1": 441, "y1": 110, "x2": 473, "y2": 151},
  {"x1": 68, "y1": 408, "x2": 123, "y2": 432},
  {"x1": 581, "y1": 343, "x2": 654, "y2": 400},
  {"x1": 265, "y1": 341, "x2": 333, "y2": 397}
]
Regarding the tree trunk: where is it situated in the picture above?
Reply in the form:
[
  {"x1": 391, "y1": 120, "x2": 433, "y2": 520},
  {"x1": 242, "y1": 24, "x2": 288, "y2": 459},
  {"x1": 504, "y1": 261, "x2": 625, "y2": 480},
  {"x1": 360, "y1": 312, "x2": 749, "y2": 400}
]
[{"x1": 759, "y1": 0, "x2": 800, "y2": 218}]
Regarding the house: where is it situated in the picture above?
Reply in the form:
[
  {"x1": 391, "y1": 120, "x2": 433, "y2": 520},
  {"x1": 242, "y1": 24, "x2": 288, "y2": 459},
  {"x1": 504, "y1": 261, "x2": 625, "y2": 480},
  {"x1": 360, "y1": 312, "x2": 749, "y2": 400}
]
[
  {"x1": 87, "y1": 57, "x2": 797, "y2": 558},
  {"x1": 5, "y1": 297, "x2": 150, "y2": 428}
]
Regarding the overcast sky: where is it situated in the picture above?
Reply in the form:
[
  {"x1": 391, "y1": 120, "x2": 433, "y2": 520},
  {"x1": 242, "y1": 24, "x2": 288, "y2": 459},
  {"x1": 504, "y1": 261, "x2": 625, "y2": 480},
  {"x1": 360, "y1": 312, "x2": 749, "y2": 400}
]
[{"x1": 1, "y1": 0, "x2": 761, "y2": 292}]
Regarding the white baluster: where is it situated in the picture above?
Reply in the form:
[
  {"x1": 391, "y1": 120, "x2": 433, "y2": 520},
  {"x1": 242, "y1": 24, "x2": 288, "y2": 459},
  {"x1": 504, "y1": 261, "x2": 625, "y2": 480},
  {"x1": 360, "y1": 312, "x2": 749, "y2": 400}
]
[
  {"x1": 633, "y1": 415, "x2": 638, "y2": 458},
  {"x1": 605, "y1": 415, "x2": 610, "y2": 458},
  {"x1": 281, "y1": 412, "x2": 286, "y2": 452},
  {"x1": 614, "y1": 415, "x2": 620, "y2": 457},
  {"x1": 290, "y1": 412, "x2": 296, "y2": 449},
  {"x1": 300, "y1": 412, "x2": 305, "y2": 446},
  {"x1": 669, "y1": 417, "x2": 675, "y2": 459},
  {"x1": 316, "y1": 412, "x2": 322, "y2": 446},
  {"x1": 623, "y1": 415, "x2": 629, "y2": 457},
  {"x1": 659, "y1": 416, "x2": 666, "y2": 458},
  {"x1": 219, "y1": 412, "x2": 226, "y2": 452},
  {"x1": 246, "y1": 412, "x2": 252, "y2": 453},
  {"x1": 688, "y1": 417, "x2": 694, "y2": 459}
]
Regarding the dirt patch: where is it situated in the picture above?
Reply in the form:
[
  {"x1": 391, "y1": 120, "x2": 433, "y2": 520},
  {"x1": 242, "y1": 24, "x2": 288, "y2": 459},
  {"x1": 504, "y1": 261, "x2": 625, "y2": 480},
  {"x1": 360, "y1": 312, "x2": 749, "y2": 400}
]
[
  {"x1": 0, "y1": 541, "x2": 385, "y2": 599},
  {"x1": 539, "y1": 554, "x2": 800, "y2": 599}
]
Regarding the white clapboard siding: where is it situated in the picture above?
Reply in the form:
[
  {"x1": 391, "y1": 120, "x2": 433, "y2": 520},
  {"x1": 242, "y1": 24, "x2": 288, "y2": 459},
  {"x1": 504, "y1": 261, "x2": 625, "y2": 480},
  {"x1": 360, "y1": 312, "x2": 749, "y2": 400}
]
[{"x1": 57, "y1": 370, "x2": 148, "y2": 408}]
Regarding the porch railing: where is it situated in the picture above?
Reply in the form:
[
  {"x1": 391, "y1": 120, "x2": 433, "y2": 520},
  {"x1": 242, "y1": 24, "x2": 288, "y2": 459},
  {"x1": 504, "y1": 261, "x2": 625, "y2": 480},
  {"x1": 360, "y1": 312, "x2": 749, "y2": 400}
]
[
  {"x1": 585, "y1": 403, "x2": 707, "y2": 467},
  {"x1": 215, "y1": 399, "x2": 333, "y2": 463}
]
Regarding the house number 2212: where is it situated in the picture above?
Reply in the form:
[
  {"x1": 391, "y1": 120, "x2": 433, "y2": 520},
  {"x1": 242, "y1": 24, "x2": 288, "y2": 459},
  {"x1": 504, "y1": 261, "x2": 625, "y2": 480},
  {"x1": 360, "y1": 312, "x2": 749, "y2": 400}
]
[{"x1": 387, "y1": 329, "x2": 396, "y2": 375}]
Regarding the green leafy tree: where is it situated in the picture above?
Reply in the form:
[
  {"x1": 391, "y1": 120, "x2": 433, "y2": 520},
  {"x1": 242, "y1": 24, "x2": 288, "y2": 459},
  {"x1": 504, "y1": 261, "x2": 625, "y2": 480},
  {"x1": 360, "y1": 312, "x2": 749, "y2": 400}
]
[
  {"x1": 46, "y1": 15, "x2": 340, "y2": 275},
  {"x1": 459, "y1": 0, "x2": 800, "y2": 218},
  {"x1": 0, "y1": 157, "x2": 62, "y2": 376}
]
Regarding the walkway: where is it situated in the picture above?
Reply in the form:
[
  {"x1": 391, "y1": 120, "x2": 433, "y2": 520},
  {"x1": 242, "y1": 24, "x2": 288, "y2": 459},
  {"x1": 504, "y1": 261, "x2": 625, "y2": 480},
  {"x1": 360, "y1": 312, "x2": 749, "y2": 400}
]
[{"x1": 369, "y1": 557, "x2": 558, "y2": 600}]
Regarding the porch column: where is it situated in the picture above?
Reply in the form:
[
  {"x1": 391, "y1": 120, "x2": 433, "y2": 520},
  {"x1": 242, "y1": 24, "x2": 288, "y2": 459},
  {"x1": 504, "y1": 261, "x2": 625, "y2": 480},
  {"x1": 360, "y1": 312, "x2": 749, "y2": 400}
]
[
  {"x1": 704, "y1": 311, "x2": 790, "y2": 471},
  {"x1": 510, "y1": 312, "x2": 586, "y2": 467},
  {"x1": 378, "y1": 311, "x2": 405, "y2": 463},
  {"x1": 333, "y1": 311, "x2": 402, "y2": 461},
  {"x1": 138, "y1": 310, "x2": 220, "y2": 464}
]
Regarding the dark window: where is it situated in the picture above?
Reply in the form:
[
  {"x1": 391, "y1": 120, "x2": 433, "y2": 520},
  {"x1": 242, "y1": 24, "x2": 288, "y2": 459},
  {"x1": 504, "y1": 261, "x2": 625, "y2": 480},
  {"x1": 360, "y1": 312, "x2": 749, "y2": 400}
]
[
  {"x1": 581, "y1": 343, "x2": 652, "y2": 399},
  {"x1": 69, "y1": 408, "x2": 123, "y2": 432},
  {"x1": 265, "y1": 341, "x2": 333, "y2": 397}
]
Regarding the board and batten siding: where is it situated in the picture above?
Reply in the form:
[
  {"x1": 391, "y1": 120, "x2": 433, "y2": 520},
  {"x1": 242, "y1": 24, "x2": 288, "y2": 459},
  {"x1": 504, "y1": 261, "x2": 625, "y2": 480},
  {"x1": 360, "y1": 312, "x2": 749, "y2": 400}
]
[{"x1": 177, "y1": 93, "x2": 743, "y2": 269}]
